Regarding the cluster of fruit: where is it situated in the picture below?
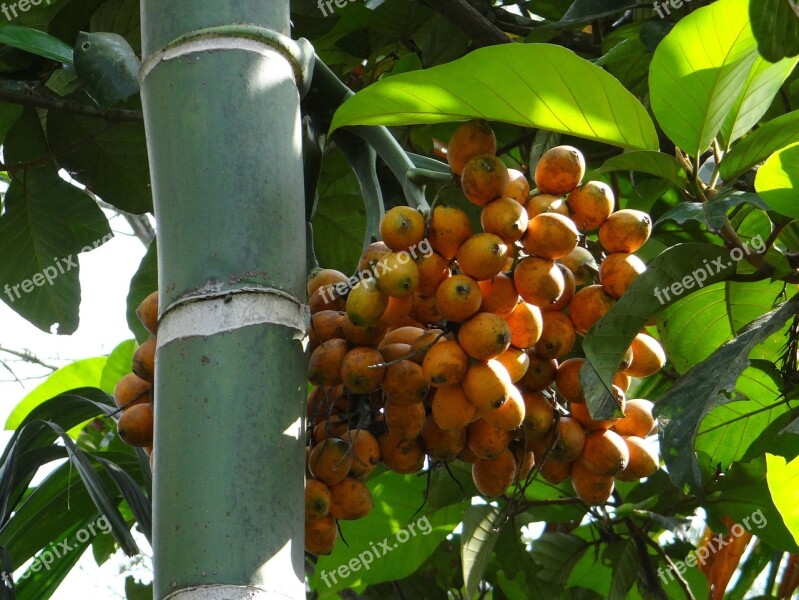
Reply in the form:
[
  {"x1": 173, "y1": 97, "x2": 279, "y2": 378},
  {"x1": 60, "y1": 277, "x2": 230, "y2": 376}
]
[
  {"x1": 304, "y1": 120, "x2": 665, "y2": 555},
  {"x1": 114, "y1": 291, "x2": 158, "y2": 466}
]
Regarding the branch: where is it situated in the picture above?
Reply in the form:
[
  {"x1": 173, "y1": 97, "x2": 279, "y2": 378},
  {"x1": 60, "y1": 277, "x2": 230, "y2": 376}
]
[
  {"x1": 422, "y1": 0, "x2": 511, "y2": 47},
  {"x1": 0, "y1": 83, "x2": 143, "y2": 123},
  {"x1": 0, "y1": 345, "x2": 58, "y2": 371}
]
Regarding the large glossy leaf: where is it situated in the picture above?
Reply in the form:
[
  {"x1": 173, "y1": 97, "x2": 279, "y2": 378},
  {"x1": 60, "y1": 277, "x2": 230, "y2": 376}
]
[
  {"x1": 98, "y1": 340, "x2": 137, "y2": 394},
  {"x1": 126, "y1": 238, "x2": 157, "y2": 343},
  {"x1": 656, "y1": 296, "x2": 799, "y2": 493},
  {"x1": 0, "y1": 24, "x2": 73, "y2": 63},
  {"x1": 529, "y1": 533, "x2": 588, "y2": 586},
  {"x1": 749, "y1": 0, "x2": 799, "y2": 62},
  {"x1": 461, "y1": 505, "x2": 502, "y2": 600},
  {"x1": 720, "y1": 110, "x2": 799, "y2": 181},
  {"x1": 591, "y1": 151, "x2": 688, "y2": 190},
  {"x1": 649, "y1": 0, "x2": 758, "y2": 155},
  {"x1": 331, "y1": 44, "x2": 658, "y2": 151},
  {"x1": 754, "y1": 142, "x2": 799, "y2": 218},
  {"x1": 766, "y1": 453, "x2": 799, "y2": 547}
]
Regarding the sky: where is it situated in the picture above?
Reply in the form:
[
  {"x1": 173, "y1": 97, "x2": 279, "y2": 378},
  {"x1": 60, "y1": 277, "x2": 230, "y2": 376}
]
[{"x1": 0, "y1": 209, "x2": 154, "y2": 598}]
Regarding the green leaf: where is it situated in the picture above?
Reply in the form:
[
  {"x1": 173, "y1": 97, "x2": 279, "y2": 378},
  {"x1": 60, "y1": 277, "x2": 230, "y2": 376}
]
[
  {"x1": 331, "y1": 44, "x2": 658, "y2": 151},
  {"x1": 0, "y1": 24, "x2": 73, "y2": 63},
  {"x1": 580, "y1": 243, "x2": 737, "y2": 419},
  {"x1": 592, "y1": 151, "x2": 688, "y2": 190},
  {"x1": 461, "y1": 505, "x2": 503, "y2": 600},
  {"x1": 126, "y1": 238, "x2": 157, "y2": 343},
  {"x1": 496, "y1": 570, "x2": 532, "y2": 600},
  {"x1": 749, "y1": 0, "x2": 799, "y2": 62},
  {"x1": 99, "y1": 339, "x2": 137, "y2": 394},
  {"x1": 654, "y1": 202, "x2": 706, "y2": 227},
  {"x1": 703, "y1": 191, "x2": 769, "y2": 230},
  {"x1": 74, "y1": 31, "x2": 140, "y2": 108},
  {"x1": 47, "y1": 111, "x2": 152, "y2": 214},
  {"x1": 754, "y1": 142, "x2": 799, "y2": 218},
  {"x1": 648, "y1": 0, "x2": 758, "y2": 155},
  {"x1": 606, "y1": 540, "x2": 638, "y2": 600},
  {"x1": 656, "y1": 297, "x2": 799, "y2": 492},
  {"x1": 0, "y1": 103, "x2": 22, "y2": 144},
  {"x1": 720, "y1": 110, "x2": 799, "y2": 181},
  {"x1": 556, "y1": 0, "x2": 640, "y2": 24},
  {"x1": 124, "y1": 576, "x2": 153, "y2": 600},
  {"x1": 766, "y1": 454, "x2": 799, "y2": 547},
  {"x1": 90, "y1": 0, "x2": 141, "y2": 54},
  {"x1": 530, "y1": 532, "x2": 588, "y2": 585}
]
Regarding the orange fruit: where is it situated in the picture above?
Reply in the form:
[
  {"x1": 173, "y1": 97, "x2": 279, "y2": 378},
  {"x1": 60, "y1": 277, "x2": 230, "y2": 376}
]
[
  {"x1": 114, "y1": 373, "x2": 152, "y2": 410},
  {"x1": 570, "y1": 401, "x2": 618, "y2": 431},
  {"x1": 380, "y1": 206, "x2": 426, "y2": 251},
  {"x1": 305, "y1": 514, "x2": 337, "y2": 555},
  {"x1": 481, "y1": 197, "x2": 529, "y2": 243},
  {"x1": 534, "y1": 311, "x2": 576, "y2": 359},
  {"x1": 422, "y1": 339, "x2": 469, "y2": 387},
  {"x1": 512, "y1": 443, "x2": 536, "y2": 483},
  {"x1": 428, "y1": 205, "x2": 473, "y2": 260},
  {"x1": 385, "y1": 401, "x2": 426, "y2": 439},
  {"x1": 307, "y1": 384, "x2": 347, "y2": 423},
  {"x1": 458, "y1": 312, "x2": 512, "y2": 360},
  {"x1": 462, "y1": 359, "x2": 513, "y2": 410},
  {"x1": 518, "y1": 351, "x2": 557, "y2": 391},
  {"x1": 615, "y1": 436, "x2": 659, "y2": 481},
  {"x1": 346, "y1": 278, "x2": 388, "y2": 327},
  {"x1": 375, "y1": 295, "x2": 414, "y2": 329},
  {"x1": 612, "y1": 399, "x2": 656, "y2": 438},
  {"x1": 117, "y1": 402, "x2": 154, "y2": 447},
  {"x1": 535, "y1": 145, "x2": 585, "y2": 195},
  {"x1": 461, "y1": 154, "x2": 510, "y2": 206},
  {"x1": 136, "y1": 291, "x2": 159, "y2": 335},
  {"x1": 436, "y1": 274, "x2": 482, "y2": 322},
  {"x1": 467, "y1": 418, "x2": 512, "y2": 459},
  {"x1": 341, "y1": 429, "x2": 381, "y2": 479},
  {"x1": 538, "y1": 458, "x2": 573, "y2": 484},
  {"x1": 600, "y1": 253, "x2": 645, "y2": 299},
  {"x1": 447, "y1": 119, "x2": 497, "y2": 175},
  {"x1": 382, "y1": 360, "x2": 430, "y2": 405},
  {"x1": 522, "y1": 213, "x2": 580, "y2": 260},
  {"x1": 308, "y1": 268, "x2": 349, "y2": 297},
  {"x1": 309, "y1": 286, "x2": 347, "y2": 314},
  {"x1": 481, "y1": 385, "x2": 525, "y2": 430},
  {"x1": 478, "y1": 274, "x2": 519, "y2": 318},
  {"x1": 421, "y1": 415, "x2": 466, "y2": 461},
  {"x1": 578, "y1": 429, "x2": 629, "y2": 476},
  {"x1": 623, "y1": 333, "x2": 666, "y2": 377},
  {"x1": 408, "y1": 328, "x2": 445, "y2": 365},
  {"x1": 544, "y1": 416, "x2": 585, "y2": 463},
  {"x1": 309, "y1": 310, "x2": 347, "y2": 350},
  {"x1": 308, "y1": 438, "x2": 353, "y2": 486},
  {"x1": 380, "y1": 325, "x2": 425, "y2": 347},
  {"x1": 472, "y1": 448, "x2": 516, "y2": 497},
  {"x1": 503, "y1": 169, "x2": 531, "y2": 206},
  {"x1": 358, "y1": 241, "x2": 391, "y2": 273},
  {"x1": 558, "y1": 246, "x2": 597, "y2": 286},
  {"x1": 571, "y1": 461, "x2": 614, "y2": 506},
  {"x1": 342, "y1": 319, "x2": 385, "y2": 347},
  {"x1": 545, "y1": 263, "x2": 576, "y2": 312},
  {"x1": 521, "y1": 390, "x2": 554, "y2": 443},
  {"x1": 526, "y1": 193, "x2": 569, "y2": 217},
  {"x1": 409, "y1": 293, "x2": 441, "y2": 325},
  {"x1": 613, "y1": 371, "x2": 631, "y2": 392},
  {"x1": 598, "y1": 209, "x2": 652, "y2": 253},
  {"x1": 432, "y1": 384, "x2": 477, "y2": 430},
  {"x1": 415, "y1": 252, "x2": 451, "y2": 296},
  {"x1": 456, "y1": 233, "x2": 509, "y2": 281},
  {"x1": 555, "y1": 358, "x2": 585, "y2": 403},
  {"x1": 568, "y1": 284, "x2": 616, "y2": 334},
  {"x1": 329, "y1": 477, "x2": 373, "y2": 520},
  {"x1": 340, "y1": 346, "x2": 385, "y2": 393},
  {"x1": 305, "y1": 479, "x2": 332, "y2": 521},
  {"x1": 495, "y1": 347, "x2": 530, "y2": 383},
  {"x1": 513, "y1": 257, "x2": 566, "y2": 308},
  {"x1": 132, "y1": 337, "x2": 156, "y2": 384},
  {"x1": 378, "y1": 431, "x2": 425, "y2": 474},
  {"x1": 504, "y1": 302, "x2": 543, "y2": 350},
  {"x1": 374, "y1": 252, "x2": 420, "y2": 298},
  {"x1": 308, "y1": 338, "x2": 350, "y2": 386},
  {"x1": 567, "y1": 181, "x2": 615, "y2": 231},
  {"x1": 312, "y1": 415, "x2": 349, "y2": 445}
]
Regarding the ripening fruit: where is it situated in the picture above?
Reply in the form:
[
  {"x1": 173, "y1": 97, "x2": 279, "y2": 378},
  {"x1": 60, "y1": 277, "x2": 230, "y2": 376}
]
[
  {"x1": 615, "y1": 436, "x2": 659, "y2": 481},
  {"x1": 504, "y1": 302, "x2": 543, "y2": 350},
  {"x1": 305, "y1": 514, "x2": 337, "y2": 555},
  {"x1": 312, "y1": 415, "x2": 348, "y2": 444},
  {"x1": 385, "y1": 401, "x2": 426, "y2": 439},
  {"x1": 359, "y1": 241, "x2": 392, "y2": 273},
  {"x1": 422, "y1": 415, "x2": 466, "y2": 461},
  {"x1": 307, "y1": 384, "x2": 346, "y2": 423},
  {"x1": 380, "y1": 325, "x2": 425, "y2": 347},
  {"x1": 436, "y1": 274, "x2": 482, "y2": 322},
  {"x1": 422, "y1": 340, "x2": 469, "y2": 387},
  {"x1": 558, "y1": 246, "x2": 597, "y2": 285},
  {"x1": 600, "y1": 253, "x2": 646, "y2": 299},
  {"x1": 472, "y1": 449, "x2": 516, "y2": 497},
  {"x1": 481, "y1": 197, "x2": 529, "y2": 243},
  {"x1": 309, "y1": 438, "x2": 353, "y2": 486},
  {"x1": 456, "y1": 233, "x2": 509, "y2": 281},
  {"x1": 458, "y1": 312, "x2": 512, "y2": 361},
  {"x1": 380, "y1": 206, "x2": 426, "y2": 251},
  {"x1": 538, "y1": 457, "x2": 574, "y2": 484},
  {"x1": 613, "y1": 399, "x2": 656, "y2": 438},
  {"x1": 374, "y1": 253, "x2": 420, "y2": 298},
  {"x1": 568, "y1": 285, "x2": 616, "y2": 334},
  {"x1": 535, "y1": 145, "x2": 585, "y2": 195},
  {"x1": 346, "y1": 278, "x2": 388, "y2": 327},
  {"x1": 329, "y1": 477, "x2": 373, "y2": 520},
  {"x1": 447, "y1": 119, "x2": 497, "y2": 175},
  {"x1": 408, "y1": 329, "x2": 444, "y2": 365},
  {"x1": 382, "y1": 360, "x2": 430, "y2": 405},
  {"x1": 309, "y1": 310, "x2": 347, "y2": 350},
  {"x1": 432, "y1": 384, "x2": 477, "y2": 430},
  {"x1": 544, "y1": 416, "x2": 586, "y2": 463},
  {"x1": 342, "y1": 319, "x2": 385, "y2": 347},
  {"x1": 467, "y1": 418, "x2": 512, "y2": 459},
  {"x1": 308, "y1": 286, "x2": 347, "y2": 314},
  {"x1": 308, "y1": 338, "x2": 350, "y2": 386},
  {"x1": 534, "y1": 311, "x2": 576, "y2": 359},
  {"x1": 114, "y1": 373, "x2": 152, "y2": 410},
  {"x1": 478, "y1": 274, "x2": 519, "y2": 318},
  {"x1": 117, "y1": 402, "x2": 154, "y2": 447},
  {"x1": 567, "y1": 181, "x2": 615, "y2": 231},
  {"x1": 132, "y1": 338, "x2": 157, "y2": 384},
  {"x1": 461, "y1": 154, "x2": 510, "y2": 206},
  {"x1": 341, "y1": 429, "x2": 381, "y2": 479},
  {"x1": 428, "y1": 205, "x2": 474, "y2": 260},
  {"x1": 571, "y1": 461, "x2": 614, "y2": 506},
  {"x1": 503, "y1": 169, "x2": 531, "y2": 206},
  {"x1": 415, "y1": 252, "x2": 451, "y2": 297},
  {"x1": 522, "y1": 213, "x2": 580, "y2": 260},
  {"x1": 378, "y1": 431, "x2": 425, "y2": 474},
  {"x1": 512, "y1": 443, "x2": 536, "y2": 483},
  {"x1": 481, "y1": 385, "x2": 525, "y2": 431},
  {"x1": 495, "y1": 347, "x2": 530, "y2": 383},
  {"x1": 340, "y1": 346, "x2": 385, "y2": 393},
  {"x1": 624, "y1": 333, "x2": 666, "y2": 378},
  {"x1": 305, "y1": 479, "x2": 332, "y2": 521},
  {"x1": 409, "y1": 293, "x2": 441, "y2": 325},
  {"x1": 546, "y1": 263, "x2": 576, "y2": 312},
  {"x1": 578, "y1": 429, "x2": 629, "y2": 476},
  {"x1": 308, "y1": 268, "x2": 349, "y2": 297},
  {"x1": 375, "y1": 295, "x2": 414, "y2": 329},
  {"x1": 598, "y1": 209, "x2": 652, "y2": 253},
  {"x1": 570, "y1": 401, "x2": 619, "y2": 431},
  {"x1": 462, "y1": 359, "x2": 513, "y2": 410},
  {"x1": 513, "y1": 257, "x2": 566, "y2": 308},
  {"x1": 555, "y1": 357, "x2": 585, "y2": 403},
  {"x1": 136, "y1": 291, "x2": 159, "y2": 335},
  {"x1": 521, "y1": 390, "x2": 554, "y2": 442},
  {"x1": 526, "y1": 193, "x2": 570, "y2": 217},
  {"x1": 518, "y1": 352, "x2": 558, "y2": 391}
]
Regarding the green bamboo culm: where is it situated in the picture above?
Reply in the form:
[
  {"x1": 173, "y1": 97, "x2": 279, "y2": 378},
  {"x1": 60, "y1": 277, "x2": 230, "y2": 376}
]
[{"x1": 139, "y1": 2, "x2": 308, "y2": 598}]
